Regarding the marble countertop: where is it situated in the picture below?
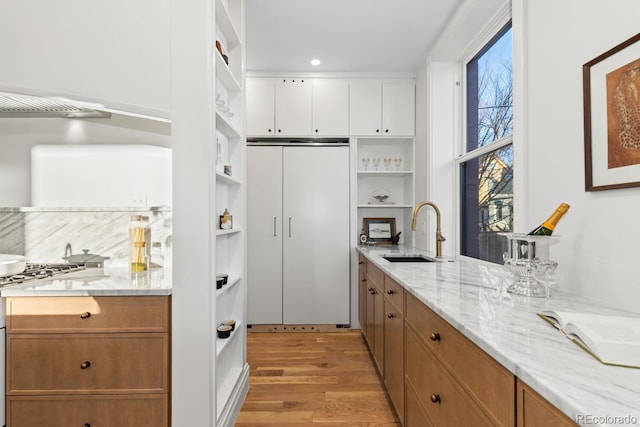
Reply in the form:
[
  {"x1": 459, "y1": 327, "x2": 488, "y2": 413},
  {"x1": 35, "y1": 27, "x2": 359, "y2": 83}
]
[
  {"x1": 357, "y1": 245, "x2": 640, "y2": 426},
  {"x1": 0, "y1": 267, "x2": 172, "y2": 296}
]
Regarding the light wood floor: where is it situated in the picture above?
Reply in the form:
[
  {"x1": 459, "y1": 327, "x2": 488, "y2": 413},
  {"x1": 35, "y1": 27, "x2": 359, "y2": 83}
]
[{"x1": 236, "y1": 331, "x2": 401, "y2": 426}]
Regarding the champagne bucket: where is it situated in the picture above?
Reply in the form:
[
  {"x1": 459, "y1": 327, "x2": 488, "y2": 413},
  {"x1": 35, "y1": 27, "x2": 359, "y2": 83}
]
[{"x1": 504, "y1": 234, "x2": 550, "y2": 261}]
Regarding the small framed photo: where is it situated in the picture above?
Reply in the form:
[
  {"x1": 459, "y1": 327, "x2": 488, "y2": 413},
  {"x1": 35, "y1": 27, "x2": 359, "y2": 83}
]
[{"x1": 363, "y1": 217, "x2": 396, "y2": 245}]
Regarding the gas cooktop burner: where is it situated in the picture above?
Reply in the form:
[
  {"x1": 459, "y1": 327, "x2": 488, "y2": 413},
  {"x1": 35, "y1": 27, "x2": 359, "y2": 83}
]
[{"x1": 0, "y1": 263, "x2": 86, "y2": 287}]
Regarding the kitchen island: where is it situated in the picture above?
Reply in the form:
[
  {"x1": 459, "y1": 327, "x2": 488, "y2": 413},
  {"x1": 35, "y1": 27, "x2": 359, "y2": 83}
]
[
  {"x1": 357, "y1": 245, "x2": 640, "y2": 427},
  {"x1": 1, "y1": 267, "x2": 172, "y2": 427}
]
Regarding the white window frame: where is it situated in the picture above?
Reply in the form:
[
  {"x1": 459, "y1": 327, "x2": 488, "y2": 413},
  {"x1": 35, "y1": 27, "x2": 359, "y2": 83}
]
[{"x1": 455, "y1": 5, "x2": 517, "y2": 261}]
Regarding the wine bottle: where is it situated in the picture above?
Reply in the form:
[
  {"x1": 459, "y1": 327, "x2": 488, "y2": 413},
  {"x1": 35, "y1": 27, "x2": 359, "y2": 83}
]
[{"x1": 527, "y1": 203, "x2": 570, "y2": 235}]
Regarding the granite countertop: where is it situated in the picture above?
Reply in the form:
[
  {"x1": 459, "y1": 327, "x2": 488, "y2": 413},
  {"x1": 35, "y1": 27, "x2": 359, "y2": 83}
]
[
  {"x1": 0, "y1": 267, "x2": 172, "y2": 297},
  {"x1": 357, "y1": 245, "x2": 640, "y2": 427}
]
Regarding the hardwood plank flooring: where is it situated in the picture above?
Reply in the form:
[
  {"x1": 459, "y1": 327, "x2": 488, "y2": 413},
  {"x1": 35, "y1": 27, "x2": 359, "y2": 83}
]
[{"x1": 236, "y1": 331, "x2": 401, "y2": 426}]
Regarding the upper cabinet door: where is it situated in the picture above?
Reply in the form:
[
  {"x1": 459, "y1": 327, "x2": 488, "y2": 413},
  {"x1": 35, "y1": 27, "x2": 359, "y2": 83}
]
[
  {"x1": 312, "y1": 80, "x2": 349, "y2": 136},
  {"x1": 382, "y1": 83, "x2": 415, "y2": 136},
  {"x1": 275, "y1": 80, "x2": 312, "y2": 136},
  {"x1": 349, "y1": 82, "x2": 383, "y2": 136},
  {"x1": 0, "y1": 0, "x2": 171, "y2": 120},
  {"x1": 246, "y1": 80, "x2": 276, "y2": 136}
]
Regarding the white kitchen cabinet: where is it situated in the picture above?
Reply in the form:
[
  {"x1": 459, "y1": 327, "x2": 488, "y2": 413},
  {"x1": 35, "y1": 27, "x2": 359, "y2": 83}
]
[
  {"x1": 0, "y1": 0, "x2": 171, "y2": 120},
  {"x1": 246, "y1": 78, "x2": 349, "y2": 136},
  {"x1": 247, "y1": 144, "x2": 350, "y2": 325},
  {"x1": 356, "y1": 137, "x2": 415, "y2": 245},
  {"x1": 350, "y1": 82, "x2": 415, "y2": 136}
]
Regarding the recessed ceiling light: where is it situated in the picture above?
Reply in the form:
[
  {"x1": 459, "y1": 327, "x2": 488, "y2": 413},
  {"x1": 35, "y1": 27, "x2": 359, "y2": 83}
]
[{"x1": 310, "y1": 59, "x2": 321, "y2": 66}]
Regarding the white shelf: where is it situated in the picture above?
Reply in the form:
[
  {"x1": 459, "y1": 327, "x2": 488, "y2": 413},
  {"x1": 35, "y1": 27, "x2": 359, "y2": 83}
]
[
  {"x1": 358, "y1": 204, "x2": 413, "y2": 208},
  {"x1": 358, "y1": 170, "x2": 412, "y2": 177},
  {"x1": 216, "y1": 171, "x2": 242, "y2": 185},
  {"x1": 216, "y1": 228, "x2": 242, "y2": 236},
  {"x1": 215, "y1": 0, "x2": 241, "y2": 49},
  {"x1": 216, "y1": 111, "x2": 242, "y2": 139},
  {"x1": 216, "y1": 321, "x2": 243, "y2": 357},
  {"x1": 216, "y1": 275, "x2": 241, "y2": 297},
  {"x1": 215, "y1": 50, "x2": 241, "y2": 92}
]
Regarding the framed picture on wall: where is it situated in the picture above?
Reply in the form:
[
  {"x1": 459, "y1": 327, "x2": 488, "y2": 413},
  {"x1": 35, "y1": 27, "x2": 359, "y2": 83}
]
[
  {"x1": 363, "y1": 217, "x2": 396, "y2": 245},
  {"x1": 583, "y1": 32, "x2": 640, "y2": 191}
]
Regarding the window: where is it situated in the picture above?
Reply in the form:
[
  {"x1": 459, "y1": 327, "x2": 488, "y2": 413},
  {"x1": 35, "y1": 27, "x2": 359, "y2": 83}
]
[{"x1": 460, "y1": 22, "x2": 513, "y2": 263}]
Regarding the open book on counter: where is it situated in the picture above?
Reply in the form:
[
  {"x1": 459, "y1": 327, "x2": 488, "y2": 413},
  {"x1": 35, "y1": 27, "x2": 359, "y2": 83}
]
[{"x1": 538, "y1": 310, "x2": 640, "y2": 369}]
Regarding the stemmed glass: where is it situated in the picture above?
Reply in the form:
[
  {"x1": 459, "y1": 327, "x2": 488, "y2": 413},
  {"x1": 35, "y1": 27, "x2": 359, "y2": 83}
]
[
  {"x1": 532, "y1": 260, "x2": 558, "y2": 299},
  {"x1": 394, "y1": 158, "x2": 402, "y2": 170},
  {"x1": 372, "y1": 158, "x2": 380, "y2": 171},
  {"x1": 362, "y1": 158, "x2": 370, "y2": 171},
  {"x1": 383, "y1": 158, "x2": 391, "y2": 170}
]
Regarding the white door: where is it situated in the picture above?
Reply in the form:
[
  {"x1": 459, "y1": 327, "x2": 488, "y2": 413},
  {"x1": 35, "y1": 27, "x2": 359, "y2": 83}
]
[
  {"x1": 382, "y1": 83, "x2": 415, "y2": 136},
  {"x1": 349, "y1": 82, "x2": 382, "y2": 136},
  {"x1": 247, "y1": 146, "x2": 283, "y2": 324},
  {"x1": 246, "y1": 80, "x2": 275, "y2": 136},
  {"x1": 282, "y1": 146, "x2": 350, "y2": 325},
  {"x1": 275, "y1": 80, "x2": 312, "y2": 135},
  {"x1": 312, "y1": 80, "x2": 349, "y2": 136}
]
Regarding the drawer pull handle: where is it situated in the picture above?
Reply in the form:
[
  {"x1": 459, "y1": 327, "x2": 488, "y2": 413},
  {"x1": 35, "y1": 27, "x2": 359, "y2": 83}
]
[
  {"x1": 80, "y1": 312, "x2": 91, "y2": 319},
  {"x1": 430, "y1": 394, "x2": 441, "y2": 403},
  {"x1": 358, "y1": 261, "x2": 364, "y2": 265},
  {"x1": 387, "y1": 313, "x2": 394, "y2": 319},
  {"x1": 84, "y1": 424, "x2": 91, "y2": 427},
  {"x1": 386, "y1": 289, "x2": 394, "y2": 295},
  {"x1": 368, "y1": 288, "x2": 376, "y2": 295},
  {"x1": 80, "y1": 361, "x2": 91, "y2": 369},
  {"x1": 430, "y1": 332, "x2": 441, "y2": 342},
  {"x1": 361, "y1": 278, "x2": 367, "y2": 282}
]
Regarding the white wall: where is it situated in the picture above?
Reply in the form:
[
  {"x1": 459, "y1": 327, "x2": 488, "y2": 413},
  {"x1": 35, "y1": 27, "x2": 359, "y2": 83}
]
[
  {"x1": 417, "y1": 0, "x2": 640, "y2": 313},
  {"x1": 0, "y1": 115, "x2": 171, "y2": 206},
  {"x1": 525, "y1": 0, "x2": 640, "y2": 312}
]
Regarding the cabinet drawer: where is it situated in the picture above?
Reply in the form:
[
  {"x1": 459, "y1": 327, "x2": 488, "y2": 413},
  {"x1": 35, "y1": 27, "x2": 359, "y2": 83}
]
[
  {"x1": 7, "y1": 333, "x2": 169, "y2": 394},
  {"x1": 7, "y1": 394, "x2": 168, "y2": 427},
  {"x1": 383, "y1": 275, "x2": 404, "y2": 314},
  {"x1": 405, "y1": 293, "x2": 515, "y2": 426},
  {"x1": 358, "y1": 254, "x2": 367, "y2": 274},
  {"x1": 365, "y1": 261, "x2": 384, "y2": 290},
  {"x1": 7, "y1": 296, "x2": 170, "y2": 333},
  {"x1": 405, "y1": 327, "x2": 494, "y2": 427}
]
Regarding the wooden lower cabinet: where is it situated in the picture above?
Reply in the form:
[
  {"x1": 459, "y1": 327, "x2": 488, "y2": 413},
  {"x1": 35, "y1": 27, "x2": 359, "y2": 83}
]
[
  {"x1": 517, "y1": 380, "x2": 577, "y2": 427},
  {"x1": 7, "y1": 394, "x2": 169, "y2": 427},
  {"x1": 362, "y1": 261, "x2": 384, "y2": 374},
  {"x1": 6, "y1": 296, "x2": 171, "y2": 427},
  {"x1": 383, "y1": 275, "x2": 404, "y2": 424}
]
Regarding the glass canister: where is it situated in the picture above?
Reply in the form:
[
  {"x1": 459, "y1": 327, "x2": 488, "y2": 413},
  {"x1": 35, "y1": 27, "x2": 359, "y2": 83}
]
[{"x1": 130, "y1": 215, "x2": 151, "y2": 271}]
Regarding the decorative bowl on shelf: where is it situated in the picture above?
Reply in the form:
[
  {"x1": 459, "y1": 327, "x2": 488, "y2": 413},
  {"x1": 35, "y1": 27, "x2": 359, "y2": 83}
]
[{"x1": 371, "y1": 188, "x2": 391, "y2": 203}]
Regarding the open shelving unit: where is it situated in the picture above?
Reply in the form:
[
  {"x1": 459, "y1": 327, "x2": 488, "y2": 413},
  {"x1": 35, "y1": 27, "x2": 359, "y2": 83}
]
[
  {"x1": 356, "y1": 137, "x2": 415, "y2": 245},
  {"x1": 213, "y1": 0, "x2": 248, "y2": 424}
]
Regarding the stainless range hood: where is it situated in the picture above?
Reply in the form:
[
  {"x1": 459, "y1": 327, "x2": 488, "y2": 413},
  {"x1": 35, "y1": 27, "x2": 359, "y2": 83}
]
[{"x1": 0, "y1": 93, "x2": 111, "y2": 118}]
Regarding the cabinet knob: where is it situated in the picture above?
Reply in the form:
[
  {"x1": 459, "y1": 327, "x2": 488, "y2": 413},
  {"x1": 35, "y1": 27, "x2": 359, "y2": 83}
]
[
  {"x1": 375, "y1": 129, "x2": 380, "y2": 133},
  {"x1": 387, "y1": 313, "x2": 394, "y2": 319},
  {"x1": 84, "y1": 424, "x2": 91, "y2": 427},
  {"x1": 315, "y1": 129, "x2": 319, "y2": 133},
  {"x1": 268, "y1": 128, "x2": 272, "y2": 133},
  {"x1": 386, "y1": 289, "x2": 394, "y2": 295},
  {"x1": 277, "y1": 129, "x2": 282, "y2": 133},
  {"x1": 80, "y1": 311, "x2": 91, "y2": 319},
  {"x1": 430, "y1": 394, "x2": 441, "y2": 403},
  {"x1": 368, "y1": 288, "x2": 376, "y2": 295},
  {"x1": 361, "y1": 278, "x2": 367, "y2": 282},
  {"x1": 430, "y1": 332, "x2": 441, "y2": 342},
  {"x1": 358, "y1": 261, "x2": 364, "y2": 265},
  {"x1": 385, "y1": 129, "x2": 389, "y2": 133},
  {"x1": 80, "y1": 361, "x2": 91, "y2": 369}
]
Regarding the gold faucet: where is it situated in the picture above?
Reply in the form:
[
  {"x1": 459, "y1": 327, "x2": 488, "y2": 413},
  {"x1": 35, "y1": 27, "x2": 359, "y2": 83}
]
[{"x1": 411, "y1": 201, "x2": 446, "y2": 257}]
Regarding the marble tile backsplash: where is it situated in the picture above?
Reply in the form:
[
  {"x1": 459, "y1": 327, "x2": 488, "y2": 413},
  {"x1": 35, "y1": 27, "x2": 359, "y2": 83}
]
[{"x1": 0, "y1": 208, "x2": 172, "y2": 268}]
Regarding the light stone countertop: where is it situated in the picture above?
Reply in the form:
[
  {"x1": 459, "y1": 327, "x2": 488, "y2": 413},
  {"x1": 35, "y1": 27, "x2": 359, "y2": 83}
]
[
  {"x1": 357, "y1": 245, "x2": 640, "y2": 427},
  {"x1": 0, "y1": 267, "x2": 172, "y2": 297}
]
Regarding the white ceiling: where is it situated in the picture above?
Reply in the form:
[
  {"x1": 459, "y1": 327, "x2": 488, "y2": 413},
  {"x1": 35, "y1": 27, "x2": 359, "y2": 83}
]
[{"x1": 245, "y1": 0, "x2": 462, "y2": 73}]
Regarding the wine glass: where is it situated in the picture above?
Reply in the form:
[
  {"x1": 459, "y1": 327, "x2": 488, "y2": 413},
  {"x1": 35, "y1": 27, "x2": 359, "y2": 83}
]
[
  {"x1": 394, "y1": 158, "x2": 402, "y2": 170},
  {"x1": 362, "y1": 158, "x2": 370, "y2": 171},
  {"x1": 383, "y1": 158, "x2": 391, "y2": 170},
  {"x1": 532, "y1": 260, "x2": 558, "y2": 299},
  {"x1": 372, "y1": 158, "x2": 380, "y2": 171}
]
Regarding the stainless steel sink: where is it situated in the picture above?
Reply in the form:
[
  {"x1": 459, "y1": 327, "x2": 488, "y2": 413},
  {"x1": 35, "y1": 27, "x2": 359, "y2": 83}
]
[{"x1": 382, "y1": 254, "x2": 436, "y2": 263}]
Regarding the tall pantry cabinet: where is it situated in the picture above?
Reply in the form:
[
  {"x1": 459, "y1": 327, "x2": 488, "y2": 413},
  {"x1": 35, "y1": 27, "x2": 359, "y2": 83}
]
[
  {"x1": 172, "y1": 0, "x2": 247, "y2": 426},
  {"x1": 247, "y1": 144, "x2": 350, "y2": 326}
]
